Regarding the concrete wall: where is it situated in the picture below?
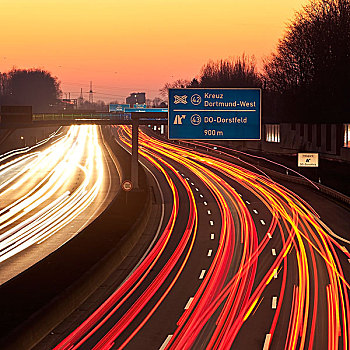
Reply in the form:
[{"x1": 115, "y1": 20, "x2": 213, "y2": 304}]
[{"x1": 242, "y1": 122, "x2": 350, "y2": 162}]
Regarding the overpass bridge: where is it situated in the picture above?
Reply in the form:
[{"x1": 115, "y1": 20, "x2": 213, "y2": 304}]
[{"x1": 0, "y1": 111, "x2": 168, "y2": 129}]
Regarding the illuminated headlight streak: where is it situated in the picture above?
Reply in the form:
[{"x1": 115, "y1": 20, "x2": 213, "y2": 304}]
[
  {"x1": 0, "y1": 126, "x2": 62, "y2": 163},
  {"x1": 0, "y1": 192, "x2": 72, "y2": 261},
  {"x1": 0, "y1": 154, "x2": 39, "y2": 190},
  {"x1": 0, "y1": 125, "x2": 105, "y2": 263},
  {"x1": 0, "y1": 129, "x2": 76, "y2": 195},
  {"x1": 0, "y1": 191, "x2": 71, "y2": 243},
  {"x1": 0, "y1": 127, "x2": 88, "y2": 225}
]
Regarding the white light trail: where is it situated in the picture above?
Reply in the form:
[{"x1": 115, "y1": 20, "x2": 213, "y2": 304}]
[{"x1": 0, "y1": 125, "x2": 105, "y2": 263}]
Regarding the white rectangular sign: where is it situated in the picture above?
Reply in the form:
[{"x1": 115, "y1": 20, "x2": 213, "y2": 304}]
[{"x1": 298, "y1": 153, "x2": 319, "y2": 167}]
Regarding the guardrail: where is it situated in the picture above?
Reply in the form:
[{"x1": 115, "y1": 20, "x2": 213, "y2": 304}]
[{"x1": 33, "y1": 113, "x2": 132, "y2": 121}]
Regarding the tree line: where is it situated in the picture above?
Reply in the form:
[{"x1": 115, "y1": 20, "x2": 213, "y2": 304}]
[
  {"x1": 161, "y1": 0, "x2": 350, "y2": 123},
  {"x1": 0, "y1": 68, "x2": 61, "y2": 112}
]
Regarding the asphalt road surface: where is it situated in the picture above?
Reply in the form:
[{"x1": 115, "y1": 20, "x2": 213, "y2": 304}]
[
  {"x1": 0, "y1": 125, "x2": 120, "y2": 284},
  {"x1": 37, "y1": 126, "x2": 350, "y2": 350}
]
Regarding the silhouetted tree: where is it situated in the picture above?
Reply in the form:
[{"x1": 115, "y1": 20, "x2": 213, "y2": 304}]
[
  {"x1": 187, "y1": 78, "x2": 200, "y2": 88},
  {"x1": 151, "y1": 97, "x2": 166, "y2": 107},
  {"x1": 159, "y1": 79, "x2": 191, "y2": 98},
  {"x1": 264, "y1": 0, "x2": 350, "y2": 122},
  {"x1": 198, "y1": 55, "x2": 262, "y2": 88},
  {"x1": 1, "y1": 68, "x2": 61, "y2": 112},
  {"x1": 80, "y1": 99, "x2": 107, "y2": 111}
]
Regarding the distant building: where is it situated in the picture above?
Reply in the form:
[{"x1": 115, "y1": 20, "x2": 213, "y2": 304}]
[{"x1": 126, "y1": 92, "x2": 146, "y2": 107}]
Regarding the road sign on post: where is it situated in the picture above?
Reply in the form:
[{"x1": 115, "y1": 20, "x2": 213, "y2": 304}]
[
  {"x1": 121, "y1": 180, "x2": 133, "y2": 191},
  {"x1": 298, "y1": 153, "x2": 319, "y2": 167},
  {"x1": 168, "y1": 88, "x2": 261, "y2": 140}
]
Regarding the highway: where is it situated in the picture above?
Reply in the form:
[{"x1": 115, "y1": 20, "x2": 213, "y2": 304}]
[
  {"x1": 0, "y1": 125, "x2": 120, "y2": 284},
  {"x1": 37, "y1": 125, "x2": 350, "y2": 350}
]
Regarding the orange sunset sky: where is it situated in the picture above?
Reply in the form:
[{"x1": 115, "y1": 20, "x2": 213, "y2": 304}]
[{"x1": 1, "y1": 0, "x2": 309, "y2": 102}]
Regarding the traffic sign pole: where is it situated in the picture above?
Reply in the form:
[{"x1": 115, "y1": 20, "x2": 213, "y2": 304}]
[{"x1": 131, "y1": 114, "x2": 139, "y2": 190}]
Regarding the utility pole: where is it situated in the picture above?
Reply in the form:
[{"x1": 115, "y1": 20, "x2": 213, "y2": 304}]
[{"x1": 89, "y1": 81, "x2": 94, "y2": 104}]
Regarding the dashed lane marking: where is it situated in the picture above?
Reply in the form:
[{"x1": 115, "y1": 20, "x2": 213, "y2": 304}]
[
  {"x1": 263, "y1": 334, "x2": 272, "y2": 350},
  {"x1": 211, "y1": 233, "x2": 215, "y2": 240},
  {"x1": 209, "y1": 220, "x2": 214, "y2": 226},
  {"x1": 160, "y1": 335, "x2": 173, "y2": 350},
  {"x1": 207, "y1": 249, "x2": 213, "y2": 257},
  {"x1": 207, "y1": 210, "x2": 211, "y2": 215},
  {"x1": 260, "y1": 219, "x2": 266, "y2": 225},
  {"x1": 184, "y1": 297, "x2": 194, "y2": 310},
  {"x1": 272, "y1": 296, "x2": 277, "y2": 309},
  {"x1": 272, "y1": 248, "x2": 276, "y2": 256},
  {"x1": 199, "y1": 270, "x2": 206, "y2": 279}
]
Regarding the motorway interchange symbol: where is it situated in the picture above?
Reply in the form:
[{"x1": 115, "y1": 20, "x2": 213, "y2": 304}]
[{"x1": 174, "y1": 95, "x2": 188, "y2": 104}]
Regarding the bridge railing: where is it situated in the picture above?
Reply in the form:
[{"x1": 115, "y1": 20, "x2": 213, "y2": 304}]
[{"x1": 32, "y1": 113, "x2": 132, "y2": 121}]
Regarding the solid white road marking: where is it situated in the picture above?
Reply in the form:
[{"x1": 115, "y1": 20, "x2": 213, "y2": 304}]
[
  {"x1": 272, "y1": 296, "x2": 277, "y2": 309},
  {"x1": 272, "y1": 248, "x2": 276, "y2": 256},
  {"x1": 160, "y1": 335, "x2": 173, "y2": 350},
  {"x1": 199, "y1": 270, "x2": 206, "y2": 279},
  {"x1": 184, "y1": 297, "x2": 194, "y2": 310},
  {"x1": 260, "y1": 220, "x2": 266, "y2": 225},
  {"x1": 263, "y1": 334, "x2": 272, "y2": 350}
]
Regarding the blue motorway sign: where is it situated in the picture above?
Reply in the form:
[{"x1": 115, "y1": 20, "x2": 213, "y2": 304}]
[
  {"x1": 168, "y1": 88, "x2": 261, "y2": 140},
  {"x1": 124, "y1": 108, "x2": 168, "y2": 113},
  {"x1": 134, "y1": 103, "x2": 147, "y2": 108},
  {"x1": 109, "y1": 104, "x2": 130, "y2": 112}
]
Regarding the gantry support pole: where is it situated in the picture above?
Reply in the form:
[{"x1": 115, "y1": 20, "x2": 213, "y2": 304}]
[{"x1": 131, "y1": 114, "x2": 139, "y2": 189}]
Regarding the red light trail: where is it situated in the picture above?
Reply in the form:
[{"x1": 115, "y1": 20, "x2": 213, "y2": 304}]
[{"x1": 54, "y1": 126, "x2": 350, "y2": 350}]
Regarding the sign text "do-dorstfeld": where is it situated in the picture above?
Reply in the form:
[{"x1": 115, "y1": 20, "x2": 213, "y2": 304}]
[{"x1": 168, "y1": 88, "x2": 261, "y2": 140}]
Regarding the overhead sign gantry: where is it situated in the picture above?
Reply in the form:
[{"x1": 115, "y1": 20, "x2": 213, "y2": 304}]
[{"x1": 168, "y1": 88, "x2": 261, "y2": 140}]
